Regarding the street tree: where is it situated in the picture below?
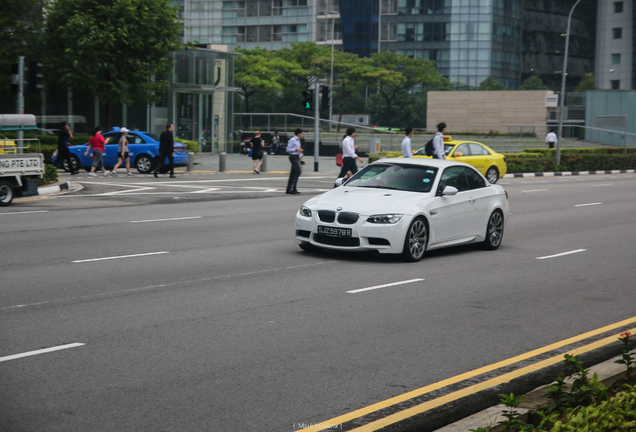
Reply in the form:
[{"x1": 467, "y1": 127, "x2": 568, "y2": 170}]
[
  {"x1": 235, "y1": 47, "x2": 299, "y2": 114},
  {"x1": 313, "y1": 52, "x2": 383, "y2": 131},
  {"x1": 520, "y1": 75, "x2": 549, "y2": 90},
  {"x1": 369, "y1": 51, "x2": 451, "y2": 128},
  {"x1": 478, "y1": 76, "x2": 508, "y2": 90},
  {"x1": 574, "y1": 73, "x2": 597, "y2": 92},
  {"x1": 44, "y1": 0, "x2": 185, "y2": 127},
  {"x1": 0, "y1": 0, "x2": 46, "y2": 113}
]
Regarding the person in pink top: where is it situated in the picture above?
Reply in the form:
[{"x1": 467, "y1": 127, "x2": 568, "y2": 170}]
[{"x1": 85, "y1": 126, "x2": 111, "y2": 177}]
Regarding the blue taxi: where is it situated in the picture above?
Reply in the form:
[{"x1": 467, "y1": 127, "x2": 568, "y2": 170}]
[{"x1": 53, "y1": 128, "x2": 189, "y2": 173}]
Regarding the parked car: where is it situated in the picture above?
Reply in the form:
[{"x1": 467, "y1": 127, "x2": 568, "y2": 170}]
[
  {"x1": 412, "y1": 136, "x2": 507, "y2": 184},
  {"x1": 52, "y1": 128, "x2": 189, "y2": 173},
  {"x1": 296, "y1": 158, "x2": 509, "y2": 262}
]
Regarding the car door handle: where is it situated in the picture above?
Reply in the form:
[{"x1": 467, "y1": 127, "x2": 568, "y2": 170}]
[
  {"x1": 430, "y1": 210, "x2": 438, "y2": 215},
  {"x1": 469, "y1": 198, "x2": 475, "y2": 203}
]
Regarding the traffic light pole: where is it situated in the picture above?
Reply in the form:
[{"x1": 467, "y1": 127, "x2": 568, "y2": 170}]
[
  {"x1": 17, "y1": 56, "x2": 25, "y2": 154},
  {"x1": 314, "y1": 82, "x2": 320, "y2": 172}
]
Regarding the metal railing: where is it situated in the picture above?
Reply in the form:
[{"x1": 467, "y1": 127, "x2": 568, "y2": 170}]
[{"x1": 0, "y1": 138, "x2": 41, "y2": 154}]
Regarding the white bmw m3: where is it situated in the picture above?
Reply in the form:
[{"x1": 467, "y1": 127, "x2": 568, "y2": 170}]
[{"x1": 295, "y1": 158, "x2": 510, "y2": 262}]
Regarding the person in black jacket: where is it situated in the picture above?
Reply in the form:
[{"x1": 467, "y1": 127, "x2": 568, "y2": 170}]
[{"x1": 154, "y1": 123, "x2": 176, "y2": 178}]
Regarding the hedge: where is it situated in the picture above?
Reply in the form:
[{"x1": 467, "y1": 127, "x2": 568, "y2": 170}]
[{"x1": 368, "y1": 148, "x2": 636, "y2": 173}]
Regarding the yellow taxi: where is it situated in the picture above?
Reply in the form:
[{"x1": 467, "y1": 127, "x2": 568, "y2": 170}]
[
  {"x1": 0, "y1": 133, "x2": 17, "y2": 154},
  {"x1": 413, "y1": 136, "x2": 507, "y2": 184}
]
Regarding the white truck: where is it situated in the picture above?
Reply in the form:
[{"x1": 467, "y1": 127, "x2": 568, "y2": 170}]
[{"x1": 0, "y1": 114, "x2": 44, "y2": 206}]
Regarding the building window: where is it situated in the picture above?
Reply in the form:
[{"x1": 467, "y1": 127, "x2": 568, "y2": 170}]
[
  {"x1": 613, "y1": 27, "x2": 622, "y2": 39},
  {"x1": 612, "y1": 53, "x2": 621, "y2": 65},
  {"x1": 614, "y1": 1, "x2": 623, "y2": 13},
  {"x1": 237, "y1": 1, "x2": 246, "y2": 17},
  {"x1": 236, "y1": 26, "x2": 246, "y2": 42},
  {"x1": 611, "y1": 80, "x2": 620, "y2": 89}
]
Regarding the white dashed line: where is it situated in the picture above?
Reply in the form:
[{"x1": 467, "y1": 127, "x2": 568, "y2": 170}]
[
  {"x1": 536, "y1": 249, "x2": 587, "y2": 260},
  {"x1": 522, "y1": 189, "x2": 548, "y2": 193},
  {"x1": 0, "y1": 343, "x2": 85, "y2": 363},
  {"x1": 72, "y1": 251, "x2": 169, "y2": 263},
  {"x1": 574, "y1": 202, "x2": 603, "y2": 207},
  {"x1": 0, "y1": 210, "x2": 49, "y2": 216},
  {"x1": 347, "y1": 278, "x2": 424, "y2": 294},
  {"x1": 130, "y1": 217, "x2": 202, "y2": 223}
]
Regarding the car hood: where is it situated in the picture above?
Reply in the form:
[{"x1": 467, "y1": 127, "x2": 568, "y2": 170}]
[{"x1": 305, "y1": 186, "x2": 433, "y2": 215}]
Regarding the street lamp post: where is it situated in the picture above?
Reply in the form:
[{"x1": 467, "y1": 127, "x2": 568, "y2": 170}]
[
  {"x1": 329, "y1": 11, "x2": 338, "y2": 132},
  {"x1": 556, "y1": 0, "x2": 582, "y2": 164}
]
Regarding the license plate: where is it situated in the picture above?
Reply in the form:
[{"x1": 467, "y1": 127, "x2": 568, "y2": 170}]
[{"x1": 317, "y1": 226, "x2": 352, "y2": 238}]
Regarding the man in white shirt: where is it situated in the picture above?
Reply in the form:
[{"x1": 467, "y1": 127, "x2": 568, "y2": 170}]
[
  {"x1": 338, "y1": 127, "x2": 364, "y2": 179},
  {"x1": 286, "y1": 128, "x2": 304, "y2": 194},
  {"x1": 546, "y1": 131, "x2": 557, "y2": 149},
  {"x1": 433, "y1": 122, "x2": 446, "y2": 160},
  {"x1": 401, "y1": 128, "x2": 414, "y2": 157}
]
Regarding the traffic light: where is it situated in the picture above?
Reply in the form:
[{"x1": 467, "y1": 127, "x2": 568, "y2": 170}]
[
  {"x1": 26, "y1": 60, "x2": 43, "y2": 94},
  {"x1": 302, "y1": 90, "x2": 313, "y2": 110},
  {"x1": 321, "y1": 86, "x2": 330, "y2": 110}
]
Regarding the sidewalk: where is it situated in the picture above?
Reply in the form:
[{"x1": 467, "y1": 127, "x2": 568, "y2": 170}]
[{"x1": 189, "y1": 153, "x2": 343, "y2": 176}]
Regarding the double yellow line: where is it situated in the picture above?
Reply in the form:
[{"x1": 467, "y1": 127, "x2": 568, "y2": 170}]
[{"x1": 299, "y1": 316, "x2": 636, "y2": 432}]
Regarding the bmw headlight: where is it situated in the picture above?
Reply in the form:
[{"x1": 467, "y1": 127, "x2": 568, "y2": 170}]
[
  {"x1": 367, "y1": 214, "x2": 403, "y2": 224},
  {"x1": 299, "y1": 205, "x2": 312, "y2": 218}
]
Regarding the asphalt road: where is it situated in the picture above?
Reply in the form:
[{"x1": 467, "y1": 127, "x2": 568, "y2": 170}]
[{"x1": 1, "y1": 172, "x2": 635, "y2": 431}]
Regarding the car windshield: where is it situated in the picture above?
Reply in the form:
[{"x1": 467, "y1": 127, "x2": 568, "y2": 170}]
[{"x1": 345, "y1": 163, "x2": 438, "y2": 193}]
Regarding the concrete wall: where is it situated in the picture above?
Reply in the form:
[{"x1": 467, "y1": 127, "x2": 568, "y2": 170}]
[
  {"x1": 586, "y1": 90, "x2": 636, "y2": 146},
  {"x1": 427, "y1": 90, "x2": 553, "y2": 137}
]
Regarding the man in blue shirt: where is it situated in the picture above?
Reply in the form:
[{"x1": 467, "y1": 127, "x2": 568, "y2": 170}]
[
  {"x1": 401, "y1": 127, "x2": 414, "y2": 158},
  {"x1": 286, "y1": 128, "x2": 303, "y2": 195},
  {"x1": 433, "y1": 122, "x2": 446, "y2": 160}
]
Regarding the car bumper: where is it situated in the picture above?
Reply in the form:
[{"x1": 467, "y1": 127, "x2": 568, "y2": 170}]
[{"x1": 295, "y1": 213, "x2": 409, "y2": 254}]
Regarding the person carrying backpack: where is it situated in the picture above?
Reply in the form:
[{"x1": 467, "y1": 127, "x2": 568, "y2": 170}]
[{"x1": 432, "y1": 122, "x2": 446, "y2": 160}]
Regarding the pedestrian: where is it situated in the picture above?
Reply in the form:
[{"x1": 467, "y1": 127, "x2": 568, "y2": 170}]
[
  {"x1": 337, "y1": 127, "x2": 364, "y2": 179},
  {"x1": 402, "y1": 127, "x2": 414, "y2": 158},
  {"x1": 56, "y1": 121, "x2": 79, "y2": 175},
  {"x1": 270, "y1": 130, "x2": 281, "y2": 155},
  {"x1": 251, "y1": 131, "x2": 264, "y2": 174},
  {"x1": 433, "y1": 122, "x2": 446, "y2": 160},
  {"x1": 111, "y1": 127, "x2": 134, "y2": 177},
  {"x1": 546, "y1": 130, "x2": 557, "y2": 149},
  {"x1": 286, "y1": 128, "x2": 304, "y2": 195},
  {"x1": 153, "y1": 123, "x2": 176, "y2": 178},
  {"x1": 85, "y1": 126, "x2": 111, "y2": 177}
]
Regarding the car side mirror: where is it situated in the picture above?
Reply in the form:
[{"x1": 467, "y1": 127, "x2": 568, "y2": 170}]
[
  {"x1": 454, "y1": 152, "x2": 463, "y2": 157},
  {"x1": 334, "y1": 178, "x2": 345, "y2": 187},
  {"x1": 442, "y1": 186, "x2": 459, "y2": 196}
]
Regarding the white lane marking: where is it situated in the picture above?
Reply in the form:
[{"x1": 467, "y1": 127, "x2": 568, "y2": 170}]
[
  {"x1": 0, "y1": 210, "x2": 49, "y2": 216},
  {"x1": 0, "y1": 261, "x2": 336, "y2": 311},
  {"x1": 0, "y1": 343, "x2": 85, "y2": 363},
  {"x1": 130, "y1": 216, "x2": 202, "y2": 223},
  {"x1": 536, "y1": 249, "x2": 587, "y2": 260},
  {"x1": 347, "y1": 278, "x2": 424, "y2": 294},
  {"x1": 72, "y1": 251, "x2": 169, "y2": 263},
  {"x1": 575, "y1": 202, "x2": 603, "y2": 207},
  {"x1": 592, "y1": 184, "x2": 612, "y2": 187},
  {"x1": 522, "y1": 189, "x2": 548, "y2": 193}
]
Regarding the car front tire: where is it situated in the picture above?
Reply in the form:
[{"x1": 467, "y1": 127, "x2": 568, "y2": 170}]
[
  {"x1": 486, "y1": 166, "x2": 499, "y2": 184},
  {"x1": 402, "y1": 217, "x2": 427, "y2": 262},
  {"x1": 135, "y1": 154, "x2": 152, "y2": 173},
  {"x1": 482, "y1": 210, "x2": 504, "y2": 250},
  {"x1": 63, "y1": 155, "x2": 81, "y2": 173}
]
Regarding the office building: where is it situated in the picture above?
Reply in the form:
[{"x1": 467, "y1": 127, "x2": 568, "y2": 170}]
[{"x1": 594, "y1": 0, "x2": 634, "y2": 90}]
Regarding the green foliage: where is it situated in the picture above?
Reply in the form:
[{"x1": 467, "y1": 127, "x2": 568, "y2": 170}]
[
  {"x1": 615, "y1": 332, "x2": 635, "y2": 376},
  {"x1": 504, "y1": 149, "x2": 636, "y2": 173},
  {"x1": 0, "y1": 0, "x2": 46, "y2": 113},
  {"x1": 478, "y1": 76, "x2": 508, "y2": 90},
  {"x1": 368, "y1": 51, "x2": 451, "y2": 128},
  {"x1": 520, "y1": 76, "x2": 549, "y2": 90},
  {"x1": 497, "y1": 393, "x2": 530, "y2": 432},
  {"x1": 44, "y1": 0, "x2": 185, "y2": 126},
  {"x1": 40, "y1": 163, "x2": 59, "y2": 185},
  {"x1": 575, "y1": 73, "x2": 597, "y2": 92},
  {"x1": 177, "y1": 139, "x2": 198, "y2": 154},
  {"x1": 368, "y1": 151, "x2": 402, "y2": 162},
  {"x1": 235, "y1": 46, "x2": 299, "y2": 113},
  {"x1": 550, "y1": 385, "x2": 636, "y2": 432}
]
